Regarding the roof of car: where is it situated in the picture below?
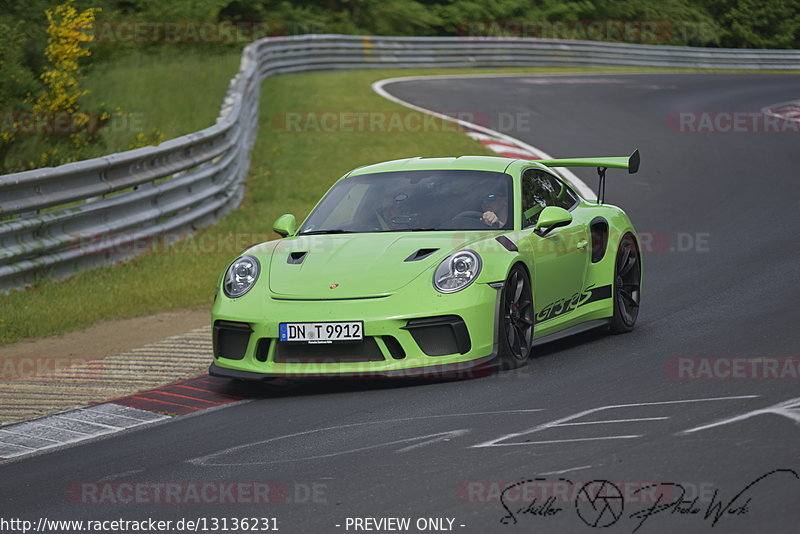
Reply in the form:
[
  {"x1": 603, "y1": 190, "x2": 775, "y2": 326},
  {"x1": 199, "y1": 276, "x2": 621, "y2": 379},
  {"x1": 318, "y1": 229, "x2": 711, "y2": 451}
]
[{"x1": 346, "y1": 156, "x2": 526, "y2": 176}]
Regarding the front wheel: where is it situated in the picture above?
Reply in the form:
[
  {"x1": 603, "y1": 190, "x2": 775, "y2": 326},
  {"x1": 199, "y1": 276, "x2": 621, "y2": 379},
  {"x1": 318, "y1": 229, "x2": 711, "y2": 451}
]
[
  {"x1": 609, "y1": 233, "x2": 641, "y2": 333},
  {"x1": 499, "y1": 265, "x2": 534, "y2": 369}
]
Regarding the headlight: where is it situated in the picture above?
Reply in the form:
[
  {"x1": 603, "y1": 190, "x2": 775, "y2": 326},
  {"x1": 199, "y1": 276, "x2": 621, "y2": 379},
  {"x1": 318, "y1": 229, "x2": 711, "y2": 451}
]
[
  {"x1": 223, "y1": 255, "x2": 260, "y2": 298},
  {"x1": 433, "y1": 249, "x2": 482, "y2": 293}
]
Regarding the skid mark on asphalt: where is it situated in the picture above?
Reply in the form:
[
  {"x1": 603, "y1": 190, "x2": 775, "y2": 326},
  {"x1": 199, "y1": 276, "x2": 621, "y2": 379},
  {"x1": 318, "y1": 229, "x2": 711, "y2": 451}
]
[
  {"x1": 189, "y1": 410, "x2": 544, "y2": 466},
  {"x1": 186, "y1": 395, "x2": 771, "y2": 468},
  {"x1": 189, "y1": 394, "x2": 778, "y2": 467},
  {"x1": 192, "y1": 396, "x2": 776, "y2": 466}
]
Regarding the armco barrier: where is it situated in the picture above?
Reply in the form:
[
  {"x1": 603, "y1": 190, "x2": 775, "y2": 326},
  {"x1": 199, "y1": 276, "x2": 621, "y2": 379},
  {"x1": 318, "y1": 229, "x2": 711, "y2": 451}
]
[{"x1": 1, "y1": 35, "x2": 798, "y2": 292}]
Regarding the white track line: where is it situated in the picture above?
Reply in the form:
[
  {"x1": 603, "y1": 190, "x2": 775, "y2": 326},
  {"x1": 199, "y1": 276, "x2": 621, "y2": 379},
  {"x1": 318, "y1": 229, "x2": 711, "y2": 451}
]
[
  {"x1": 681, "y1": 397, "x2": 800, "y2": 435},
  {"x1": 539, "y1": 464, "x2": 594, "y2": 476},
  {"x1": 471, "y1": 395, "x2": 759, "y2": 448}
]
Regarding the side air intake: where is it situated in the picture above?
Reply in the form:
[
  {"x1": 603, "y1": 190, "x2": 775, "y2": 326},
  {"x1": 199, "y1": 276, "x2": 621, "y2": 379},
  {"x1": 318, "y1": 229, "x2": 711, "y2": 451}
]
[{"x1": 287, "y1": 251, "x2": 308, "y2": 264}]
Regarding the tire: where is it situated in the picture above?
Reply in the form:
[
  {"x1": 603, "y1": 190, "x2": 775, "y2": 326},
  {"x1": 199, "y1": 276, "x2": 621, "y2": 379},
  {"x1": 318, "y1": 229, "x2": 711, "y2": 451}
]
[
  {"x1": 609, "y1": 233, "x2": 641, "y2": 333},
  {"x1": 499, "y1": 264, "x2": 534, "y2": 369}
]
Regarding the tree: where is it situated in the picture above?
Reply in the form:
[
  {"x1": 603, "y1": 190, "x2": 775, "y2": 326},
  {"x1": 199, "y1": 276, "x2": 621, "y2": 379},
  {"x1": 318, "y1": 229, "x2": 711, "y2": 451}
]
[
  {"x1": 0, "y1": 22, "x2": 39, "y2": 170},
  {"x1": 724, "y1": 0, "x2": 800, "y2": 48}
]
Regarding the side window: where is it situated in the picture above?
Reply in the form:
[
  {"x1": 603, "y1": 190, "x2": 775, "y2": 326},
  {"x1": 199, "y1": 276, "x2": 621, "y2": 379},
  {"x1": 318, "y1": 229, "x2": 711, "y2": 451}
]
[
  {"x1": 550, "y1": 174, "x2": 579, "y2": 210},
  {"x1": 521, "y1": 169, "x2": 578, "y2": 228},
  {"x1": 521, "y1": 169, "x2": 555, "y2": 227}
]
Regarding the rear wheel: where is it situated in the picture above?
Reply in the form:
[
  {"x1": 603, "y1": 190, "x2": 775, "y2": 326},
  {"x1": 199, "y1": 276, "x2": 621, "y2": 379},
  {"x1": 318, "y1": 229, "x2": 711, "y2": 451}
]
[
  {"x1": 499, "y1": 265, "x2": 534, "y2": 369},
  {"x1": 610, "y1": 234, "x2": 641, "y2": 333}
]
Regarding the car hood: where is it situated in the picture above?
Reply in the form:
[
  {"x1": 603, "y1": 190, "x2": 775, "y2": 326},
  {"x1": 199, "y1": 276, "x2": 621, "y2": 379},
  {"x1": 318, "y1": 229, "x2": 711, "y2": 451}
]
[{"x1": 267, "y1": 232, "x2": 489, "y2": 299}]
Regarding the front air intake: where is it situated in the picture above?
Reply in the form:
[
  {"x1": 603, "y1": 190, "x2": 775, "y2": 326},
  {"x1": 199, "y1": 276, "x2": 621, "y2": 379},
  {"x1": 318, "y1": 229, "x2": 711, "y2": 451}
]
[
  {"x1": 274, "y1": 337, "x2": 385, "y2": 363},
  {"x1": 402, "y1": 315, "x2": 471, "y2": 356},
  {"x1": 213, "y1": 321, "x2": 252, "y2": 360},
  {"x1": 382, "y1": 336, "x2": 406, "y2": 360}
]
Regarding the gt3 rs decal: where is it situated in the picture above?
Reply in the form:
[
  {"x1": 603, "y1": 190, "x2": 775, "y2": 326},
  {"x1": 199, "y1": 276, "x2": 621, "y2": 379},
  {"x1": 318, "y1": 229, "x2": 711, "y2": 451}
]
[{"x1": 535, "y1": 284, "x2": 612, "y2": 324}]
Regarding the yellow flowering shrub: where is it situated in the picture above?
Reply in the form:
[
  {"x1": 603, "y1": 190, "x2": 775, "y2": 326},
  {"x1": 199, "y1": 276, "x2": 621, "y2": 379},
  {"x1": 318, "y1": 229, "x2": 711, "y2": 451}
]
[{"x1": 30, "y1": 0, "x2": 99, "y2": 153}]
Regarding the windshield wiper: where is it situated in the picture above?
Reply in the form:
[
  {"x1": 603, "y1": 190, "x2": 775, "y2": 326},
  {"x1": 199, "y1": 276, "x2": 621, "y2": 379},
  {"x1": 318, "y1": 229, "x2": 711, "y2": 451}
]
[
  {"x1": 379, "y1": 228, "x2": 439, "y2": 233},
  {"x1": 298, "y1": 229, "x2": 355, "y2": 235}
]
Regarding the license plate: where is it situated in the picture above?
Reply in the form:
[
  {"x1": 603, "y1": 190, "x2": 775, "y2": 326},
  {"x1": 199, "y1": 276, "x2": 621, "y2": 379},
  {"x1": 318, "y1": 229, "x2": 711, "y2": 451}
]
[{"x1": 279, "y1": 321, "x2": 363, "y2": 343}]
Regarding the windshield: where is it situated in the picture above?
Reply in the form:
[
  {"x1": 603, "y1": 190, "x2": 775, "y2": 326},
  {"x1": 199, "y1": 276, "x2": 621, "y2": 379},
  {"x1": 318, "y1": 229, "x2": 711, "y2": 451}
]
[{"x1": 298, "y1": 169, "x2": 514, "y2": 234}]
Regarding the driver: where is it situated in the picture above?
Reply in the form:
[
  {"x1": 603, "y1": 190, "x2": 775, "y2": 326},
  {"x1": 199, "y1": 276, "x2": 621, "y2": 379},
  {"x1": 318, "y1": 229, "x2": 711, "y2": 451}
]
[
  {"x1": 481, "y1": 192, "x2": 508, "y2": 228},
  {"x1": 380, "y1": 193, "x2": 411, "y2": 230}
]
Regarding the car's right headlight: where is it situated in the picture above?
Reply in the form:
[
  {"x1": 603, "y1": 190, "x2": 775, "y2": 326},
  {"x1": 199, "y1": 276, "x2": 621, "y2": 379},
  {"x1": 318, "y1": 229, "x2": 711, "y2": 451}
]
[
  {"x1": 223, "y1": 255, "x2": 260, "y2": 298},
  {"x1": 433, "y1": 249, "x2": 482, "y2": 293}
]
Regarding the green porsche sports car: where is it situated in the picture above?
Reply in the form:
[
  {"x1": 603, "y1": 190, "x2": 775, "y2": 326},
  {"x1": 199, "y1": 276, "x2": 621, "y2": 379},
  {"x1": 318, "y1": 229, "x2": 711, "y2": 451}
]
[{"x1": 209, "y1": 152, "x2": 642, "y2": 379}]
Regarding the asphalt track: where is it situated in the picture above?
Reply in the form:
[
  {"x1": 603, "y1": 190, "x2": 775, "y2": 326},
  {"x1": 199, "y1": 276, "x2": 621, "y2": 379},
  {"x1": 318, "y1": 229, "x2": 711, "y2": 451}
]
[{"x1": 1, "y1": 73, "x2": 799, "y2": 533}]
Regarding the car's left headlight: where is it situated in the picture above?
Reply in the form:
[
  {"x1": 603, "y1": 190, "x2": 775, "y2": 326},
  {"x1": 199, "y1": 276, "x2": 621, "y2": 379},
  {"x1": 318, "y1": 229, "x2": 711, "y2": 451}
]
[
  {"x1": 223, "y1": 255, "x2": 260, "y2": 298},
  {"x1": 433, "y1": 249, "x2": 482, "y2": 293}
]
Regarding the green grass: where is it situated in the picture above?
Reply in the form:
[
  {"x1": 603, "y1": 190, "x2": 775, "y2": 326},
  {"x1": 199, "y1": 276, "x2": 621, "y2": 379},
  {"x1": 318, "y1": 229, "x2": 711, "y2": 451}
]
[
  {"x1": 83, "y1": 49, "x2": 244, "y2": 148},
  {"x1": 2, "y1": 63, "x2": 791, "y2": 344},
  {"x1": 2, "y1": 48, "x2": 243, "y2": 171}
]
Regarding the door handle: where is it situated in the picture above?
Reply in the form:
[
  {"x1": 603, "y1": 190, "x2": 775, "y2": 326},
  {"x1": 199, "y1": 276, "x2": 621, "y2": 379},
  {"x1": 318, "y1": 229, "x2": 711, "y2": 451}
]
[{"x1": 576, "y1": 240, "x2": 589, "y2": 250}]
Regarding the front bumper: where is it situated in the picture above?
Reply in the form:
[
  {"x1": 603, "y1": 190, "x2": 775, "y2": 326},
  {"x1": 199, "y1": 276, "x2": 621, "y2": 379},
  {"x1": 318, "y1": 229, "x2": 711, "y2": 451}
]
[
  {"x1": 210, "y1": 282, "x2": 501, "y2": 379},
  {"x1": 209, "y1": 354, "x2": 497, "y2": 380}
]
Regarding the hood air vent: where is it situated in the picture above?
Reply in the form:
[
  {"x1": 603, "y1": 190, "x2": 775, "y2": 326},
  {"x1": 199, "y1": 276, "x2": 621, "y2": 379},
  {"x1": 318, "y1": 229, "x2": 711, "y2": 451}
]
[{"x1": 404, "y1": 248, "x2": 439, "y2": 262}]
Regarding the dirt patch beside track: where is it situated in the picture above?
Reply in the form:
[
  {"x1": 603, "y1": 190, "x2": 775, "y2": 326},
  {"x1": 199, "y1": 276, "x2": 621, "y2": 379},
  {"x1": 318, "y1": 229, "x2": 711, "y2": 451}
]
[
  {"x1": 0, "y1": 308, "x2": 209, "y2": 361},
  {"x1": 0, "y1": 308, "x2": 212, "y2": 425}
]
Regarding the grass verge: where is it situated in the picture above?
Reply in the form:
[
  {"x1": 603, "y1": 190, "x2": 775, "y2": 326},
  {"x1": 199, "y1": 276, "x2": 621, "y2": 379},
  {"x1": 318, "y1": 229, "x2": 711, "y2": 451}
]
[{"x1": 4, "y1": 48, "x2": 243, "y2": 172}]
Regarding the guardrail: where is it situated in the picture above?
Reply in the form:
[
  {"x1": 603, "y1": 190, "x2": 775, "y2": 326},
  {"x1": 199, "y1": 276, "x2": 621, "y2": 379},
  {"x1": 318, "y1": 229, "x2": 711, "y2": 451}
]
[{"x1": 1, "y1": 35, "x2": 798, "y2": 292}]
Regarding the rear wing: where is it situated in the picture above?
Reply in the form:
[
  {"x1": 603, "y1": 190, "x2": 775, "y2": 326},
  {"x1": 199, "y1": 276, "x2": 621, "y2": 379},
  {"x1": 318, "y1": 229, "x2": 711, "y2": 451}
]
[{"x1": 538, "y1": 149, "x2": 640, "y2": 204}]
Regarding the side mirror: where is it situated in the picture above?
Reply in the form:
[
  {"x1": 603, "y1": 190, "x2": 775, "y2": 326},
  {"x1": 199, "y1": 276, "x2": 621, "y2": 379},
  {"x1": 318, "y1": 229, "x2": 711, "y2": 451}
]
[
  {"x1": 535, "y1": 206, "x2": 572, "y2": 236},
  {"x1": 272, "y1": 214, "x2": 297, "y2": 237}
]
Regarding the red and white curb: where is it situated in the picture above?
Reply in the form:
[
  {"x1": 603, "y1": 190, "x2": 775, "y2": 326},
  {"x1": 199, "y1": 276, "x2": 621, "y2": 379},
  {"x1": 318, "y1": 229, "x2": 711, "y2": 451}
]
[
  {"x1": 762, "y1": 99, "x2": 800, "y2": 122},
  {"x1": 0, "y1": 375, "x2": 246, "y2": 461},
  {"x1": 372, "y1": 74, "x2": 597, "y2": 200},
  {"x1": 464, "y1": 131, "x2": 542, "y2": 160}
]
